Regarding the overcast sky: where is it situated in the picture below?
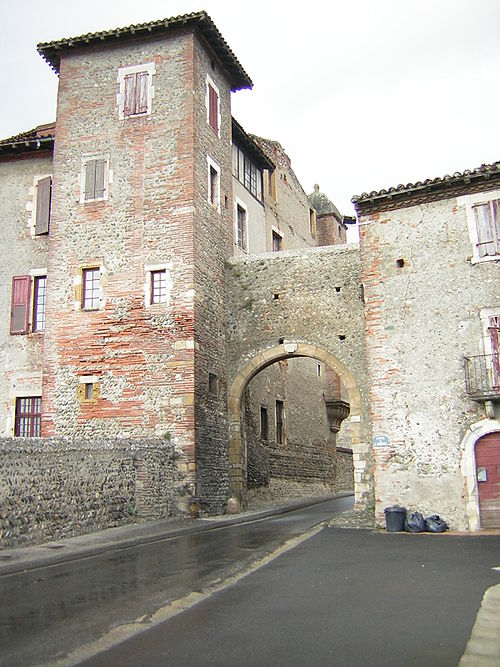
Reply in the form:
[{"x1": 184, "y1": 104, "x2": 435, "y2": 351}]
[{"x1": 2, "y1": 0, "x2": 499, "y2": 215}]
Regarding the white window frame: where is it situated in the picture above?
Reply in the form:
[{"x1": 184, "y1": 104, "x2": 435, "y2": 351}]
[
  {"x1": 457, "y1": 189, "x2": 500, "y2": 264},
  {"x1": 30, "y1": 268, "x2": 47, "y2": 333},
  {"x1": 74, "y1": 265, "x2": 106, "y2": 311},
  {"x1": 117, "y1": 62, "x2": 156, "y2": 120},
  {"x1": 206, "y1": 75, "x2": 221, "y2": 137},
  {"x1": 207, "y1": 156, "x2": 221, "y2": 213},
  {"x1": 144, "y1": 263, "x2": 173, "y2": 308},
  {"x1": 234, "y1": 197, "x2": 249, "y2": 253},
  {"x1": 80, "y1": 155, "x2": 112, "y2": 204}
]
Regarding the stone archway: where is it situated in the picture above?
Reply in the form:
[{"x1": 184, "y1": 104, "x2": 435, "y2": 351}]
[
  {"x1": 228, "y1": 341, "x2": 369, "y2": 512},
  {"x1": 461, "y1": 419, "x2": 500, "y2": 531}
]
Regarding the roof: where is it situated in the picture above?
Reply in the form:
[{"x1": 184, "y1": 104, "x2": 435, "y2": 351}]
[
  {"x1": 37, "y1": 11, "x2": 252, "y2": 91},
  {"x1": 0, "y1": 123, "x2": 55, "y2": 157},
  {"x1": 352, "y1": 161, "x2": 500, "y2": 215},
  {"x1": 232, "y1": 119, "x2": 275, "y2": 171},
  {"x1": 308, "y1": 184, "x2": 342, "y2": 220}
]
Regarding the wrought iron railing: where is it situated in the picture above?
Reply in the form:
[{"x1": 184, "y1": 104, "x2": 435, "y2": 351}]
[{"x1": 464, "y1": 354, "x2": 500, "y2": 400}]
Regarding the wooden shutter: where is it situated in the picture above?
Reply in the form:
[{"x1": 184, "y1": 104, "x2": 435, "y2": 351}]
[
  {"x1": 474, "y1": 203, "x2": 495, "y2": 257},
  {"x1": 11, "y1": 276, "x2": 31, "y2": 334},
  {"x1": 35, "y1": 176, "x2": 51, "y2": 235},
  {"x1": 208, "y1": 84, "x2": 218, "y2": 134},
  {"x1": 489, "y1": 316, "x2": 500, "y2": 387},
  {"x1": 94, "y1": 160, "x2": 106, "y2": 199},
  {"x1": 84, "y1": 160, "x2": 96, "y2": 200},
  {"x1": 136, "y1": 72, "x2": 149, "y2": 114},
  {"x1": 123, "y1": 74, "x2": 136, "y2": 116}
]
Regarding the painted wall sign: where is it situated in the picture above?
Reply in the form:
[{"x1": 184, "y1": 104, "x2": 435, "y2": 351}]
[{"x1": 373, "y1": 435, "x2": 389, "y2": 447}]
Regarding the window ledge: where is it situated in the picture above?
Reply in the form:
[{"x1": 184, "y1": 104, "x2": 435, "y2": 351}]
[{"x1": 470, "y1": 254, "x2": 500, "y2": 265}]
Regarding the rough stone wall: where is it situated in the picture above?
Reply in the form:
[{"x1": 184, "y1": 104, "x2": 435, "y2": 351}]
[
  {"x1": 226, "y1": 245, "x2": 373, "y2": 506},
  {"x1": 40, "y1": 30, "x2": 211, "y2": 510},
  {"x1": 191, "y1": 38, "x2": 234, "y2": 513},
  {"x1": 359, "y1": 191, "x2": 500, "y2": 528},
  {"x1": 0, "y1": 437, "x2": 183, "y2": 548},
  {"x1": 244, "y1": 357, "x2": 336, "y2": 490},
  {"x1": 334, "y1": 448, "x2": 354, "y2": 491},
  {"x1": 0, "y1": 153, "x2": 51, "y2": 435},
  {"x1": 316, "y1": 212, "x2": 347, "y2": 246},
  {"x1": 255, "y1": 138, "x2": 315, "y2": 251}
]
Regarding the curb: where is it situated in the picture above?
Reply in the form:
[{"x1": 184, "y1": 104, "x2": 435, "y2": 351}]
[{"x1": 0, "y1": 492, "x2": 354, "y2": 576}]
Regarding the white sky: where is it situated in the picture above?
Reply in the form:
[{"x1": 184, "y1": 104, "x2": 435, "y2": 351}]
[{"x1": 2, "y1": 0, "x2": 499, "y2": 215}]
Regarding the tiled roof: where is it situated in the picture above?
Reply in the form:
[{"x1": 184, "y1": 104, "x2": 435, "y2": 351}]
[
  {"x1": 352, "y1": 161, "x2": 500, "y2": 215},
  {"x1": 0, "y1": 123, "x2": 55, "y2": 156},
  {"x1": 37, "y1": 11, "x2": 252, "y2": 91}
]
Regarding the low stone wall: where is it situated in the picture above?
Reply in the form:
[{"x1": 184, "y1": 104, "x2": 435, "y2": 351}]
[
  {"x1": 269, "y1": 442, "x2": 336, "y2": 483},
  {"x1": 0, "y1": 437, "x2": 184, "y2": 548},
  {"x1": 334, "y1": 447, "x2": 354, "y2": 491}
]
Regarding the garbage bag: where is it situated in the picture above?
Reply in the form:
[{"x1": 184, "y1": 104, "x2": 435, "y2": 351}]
[
  {"x1": 404, "y1": 511, "x2": 426, "y2": 533},
  {"x1": 425, "y1": 514, "x2": 448, "y2": 533}
]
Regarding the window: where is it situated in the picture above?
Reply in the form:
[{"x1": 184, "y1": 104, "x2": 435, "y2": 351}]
[
  {"x1": 15, "y1": 397, "x2": 41, "y2": 437},
  {"x1": 33, "y1": 275, "x2": 47, "y2": 332},
  {"x1": 82, "y1": 268, "x2": 100, "y2": 309},
  {"x1": 309, "y1": 208, "x2": 317, "y2": 238},
  {"x1": 207, "y1": 77, "x2": 220, "y2": 135},
  {"x1": 117, "y1": 63, "x2": 155, "y2": 120},
  {"x1": 276, "y1": 400, "x2": 284, "y2": 444},
  {"x1": 232, "y1": 143, "x2": 263, "y2": 201},
  {"x1": 77, "y1": 376, "x2": 100, "y2": 402},
  {"x1": 151, "y1": 270, "x2": 168, "y2": 304},
  {"x1": 35, "y1": 176, "x2": 51, "y2": 235},
  {"x1": 260, "y1": 406, "x2": 268, "y2": 441},
  {"x1": 272, "y1": 229, "x2": 283, "y2": 252},
  {"x1": 208, "y1": 373, "x2": 218, "y2": 396},
  {"x1": 207, "y1": 158, "x2": 220, "y2": 210},
  {"x1": 458, "y1": 190, "x2": 500, "y2": 263},
  {"x1": 236, "y1": 202, "x2": 248, "y2": 251},
  {"x1": 83, "y1": 158, "x2": 108, "y2": 202},
  {"x1": 472, "y1": 200, "x2": 500, "y2": 258},
  {"x1": 10, "y1": 276, "x2": 31, "y2": 334}
]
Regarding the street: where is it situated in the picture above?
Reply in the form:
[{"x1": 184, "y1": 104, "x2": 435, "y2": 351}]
[
  {"x1": 0, "y1": 496, "x2": 352, "y2": 666},
  {"x1": 1, "y1": 496, "x2": 499, "y2": 666}
]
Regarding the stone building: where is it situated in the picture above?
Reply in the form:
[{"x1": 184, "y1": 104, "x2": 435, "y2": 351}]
[
  {"x1": 0, "y1": 11, "x2": 354, "y2": 544},
  {"x1": 353, "y1": 163, "x2": 500, "y2": 529}
]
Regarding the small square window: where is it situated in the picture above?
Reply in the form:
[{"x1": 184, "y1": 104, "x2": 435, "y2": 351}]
[
  {"x1": 15, "y1": 396, "x2": 42, "y2": 437},
  {"x1": 82, "y1": 268, "x2": 100, "y2": 310}
]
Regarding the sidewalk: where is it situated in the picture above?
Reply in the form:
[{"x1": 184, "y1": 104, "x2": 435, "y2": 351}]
[{"x1": 0, "y1": 492, "x2": 353, "y2": 576}]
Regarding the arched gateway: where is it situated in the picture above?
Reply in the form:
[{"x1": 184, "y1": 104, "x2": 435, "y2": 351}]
[
  {"x1": 225, "y1": 245, "x2": 374, "y2": 514},
  {"x1": 227, "y1": 341, "x2": 370, "y2": 511}
]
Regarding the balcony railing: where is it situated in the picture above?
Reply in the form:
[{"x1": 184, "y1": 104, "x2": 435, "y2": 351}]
[{"x1": 464, "y1": 353, "x2": 500, "y2": 401}]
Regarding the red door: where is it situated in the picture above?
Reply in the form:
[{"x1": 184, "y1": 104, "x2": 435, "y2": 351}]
[{"x1": 476, "y1": 432, "x2": 500, "y2": 528}]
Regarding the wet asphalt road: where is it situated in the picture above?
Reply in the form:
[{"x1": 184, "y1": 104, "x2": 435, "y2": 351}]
[
  {"x1": 0, "y1": 495, "x2": 353, "y2": 666},
  {"x1": 82, "y1": 528, "x2": 500, "y2": 667}
]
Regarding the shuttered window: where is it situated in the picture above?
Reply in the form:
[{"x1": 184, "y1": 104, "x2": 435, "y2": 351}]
[
  {"x1": 84, "y1": 159, "x2": 106, "y2": 201},
  {"x1": 15, "y1": 397, "x2": 42, "y2": 437},
  {"x1": 35, "y1": 176, "x2": 51, "y2": 235},
  {"x1": 208, "y1": 83, "x2": 219, "y2": 134},
  {"x1": 10, "y1": 276, "x2": 31, "y2": 334},
  {"x1": 124, "y1": 71, "x2": 149, "y2": 117},
  {"x1": 473, "y1": 200, "x2": 500, "y2": 257}
]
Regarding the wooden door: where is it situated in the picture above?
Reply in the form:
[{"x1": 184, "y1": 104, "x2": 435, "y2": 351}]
[{"x1": 476, "y1": 432, "x2": 500, "y2": 528}]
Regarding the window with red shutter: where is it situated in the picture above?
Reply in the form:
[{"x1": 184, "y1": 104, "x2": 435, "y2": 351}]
[
  {"x1": 208, "y1": 83, "x2": 219, "y2": 134},
  {"x1": 11, "y1": 276, "x2": 31, "y2": 334}
]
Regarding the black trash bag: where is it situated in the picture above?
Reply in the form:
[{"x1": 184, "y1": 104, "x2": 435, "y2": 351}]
[
  {"x1": 425, "y1": 514, "x2": 448, "y2": 533},
  {"x1": 404, "y1": 511, "x2": 426, "y2": 533}
]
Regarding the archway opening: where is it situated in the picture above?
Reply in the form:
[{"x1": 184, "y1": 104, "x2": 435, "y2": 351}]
[{"x1": 228, "y1": 342, "x2": 366, "y2": 513}]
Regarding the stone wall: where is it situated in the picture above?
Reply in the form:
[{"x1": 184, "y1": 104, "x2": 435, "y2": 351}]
[
  {"x1": 0, "y1": 152, "x2": 51, "y2": 435},
  {"x1": 335, "y1": 448, "x2": 354, "y2": 492},
  {"x1": 226, "y1": 244, "x2": 373, "y2": 509},
  {"x1": 0, "y1": 437, "x2": 183, "y2": 547},
  {"x1": 358, "y1": 189, "x2": 500, "y2": 528}
]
